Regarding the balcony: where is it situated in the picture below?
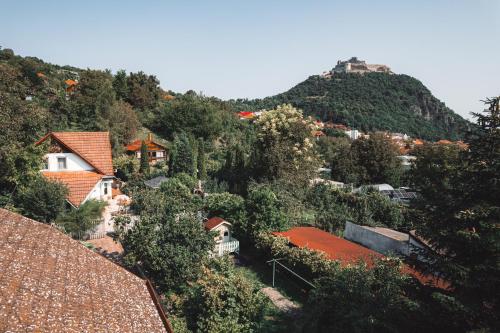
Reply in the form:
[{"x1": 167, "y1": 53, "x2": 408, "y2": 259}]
[{"x1": 213, "y1": 238, "x2": 240, "y2": 257}]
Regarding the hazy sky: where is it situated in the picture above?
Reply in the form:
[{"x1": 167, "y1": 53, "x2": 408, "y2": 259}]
[{"x1": 1, "y1": 0, "x2": 499, "y2": 119}]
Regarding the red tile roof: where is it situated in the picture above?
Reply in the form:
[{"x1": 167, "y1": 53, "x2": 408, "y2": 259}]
[
  {"x1": 42, "y1": 171, "x2": 103, "y2": 206},
  {"x1": 275, "y1": 227, "x2": 383, "y2": 265},
  {"x1": 126, "y1": 139, "x2": 167, "y2": 152},
  {"x1": 37, "y1": 132, "x2": 114, "y2": 175},
  {"x1": 0, "y1": 208, "x2": 170, "y2": 333},
  {"x1": 274, "y1": 227, "x2": 449, "y2": 289},
  {"x1": 204, "y1": 217, "x2": 228, "y2": 230}
]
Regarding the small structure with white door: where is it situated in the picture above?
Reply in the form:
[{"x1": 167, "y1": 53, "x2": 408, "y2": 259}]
[{"x1": 204, "y1": 217, "x2": 239, "y2": 256}]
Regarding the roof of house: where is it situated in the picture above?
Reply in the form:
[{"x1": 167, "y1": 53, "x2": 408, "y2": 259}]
[
  {"x1": 0, "y1": 208, "x2": 170, "y2": 333},
  {"x1": 37, "y1": 132, "x2": 114, "y2": 176},
  {"x1": 274, "y1": 227, "x2": 383, "y2": 265},
  {"x1": 126, "y1": 139, "x2": 167, "y2": 152},
  {"x1": 204, "y1": 217, "x2": 231, "y2": 231},
  {"x1": 274, "y1": 227, "x2": 449, "y2": 289},
  {"x1": 42, "y1": 171, "x2": 103, "y2": 206},
  {"x1": 144, "y1": 175, "x2": 169, "y2": 189}
]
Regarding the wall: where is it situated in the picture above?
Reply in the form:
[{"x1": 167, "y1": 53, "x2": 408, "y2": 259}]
[
  {"x1": 212, "y1": 223, "x2": 231, "y2": 243},
  {"x1": 344, "y1": 221, "x2": 409, "y2": 256},
  {"x1": 44, "y1": 153, "x2": 93, "y2": 171},
  {"x1": 83, "y1": 178, "x2": 113, "y2": 204}
]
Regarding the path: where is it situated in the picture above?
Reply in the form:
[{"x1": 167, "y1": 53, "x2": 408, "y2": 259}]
[{"x1": 260, "y1": 287, "x2": 302, "y2": 317}]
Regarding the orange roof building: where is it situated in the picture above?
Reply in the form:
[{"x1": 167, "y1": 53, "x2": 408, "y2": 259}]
[
  {"x1": 274, "y1": 227, "x2": 449, "y2": 289},
  {"x1": 126, "y1": 133, "x2": 167, "y2": 165},
  {"x1": 36, "y1": 132, "x2": 114, "y2": 207},
  {"x1": 0, "y1": 208, "x2": 172, "y2": 333}
]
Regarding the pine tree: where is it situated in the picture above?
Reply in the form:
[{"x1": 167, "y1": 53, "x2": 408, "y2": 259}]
[
  {"x1": 171, "y1": 132, "x2": 195, "y2": 176},
  {"x1": 139, "y1": 140, "x2": 149, "y2": 174},
  {"x1": 197, "y1": 138, "x2": 207, "y2": 180}
]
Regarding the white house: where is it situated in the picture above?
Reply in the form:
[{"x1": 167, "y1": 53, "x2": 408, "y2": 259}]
[
  {"x1": 204, "y1": 217, "x2": 240, "y2": 256},
  {"x1": 36, "y1": 132, "x2": 114, "y2": 207}
]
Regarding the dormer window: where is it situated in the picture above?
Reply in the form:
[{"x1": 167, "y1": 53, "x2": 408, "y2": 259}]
[{"x1": 57, "y1": 157, "x2": 67, "y2": 170}]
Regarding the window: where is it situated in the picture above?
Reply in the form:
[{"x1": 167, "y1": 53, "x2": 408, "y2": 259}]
[
  {"x1": 57, "y1": 157, "x2": 67, "y2": 170},
  {"x1": 223, "y1": 231, "x2": 229, "y2": 237},
  {"x1": 43, "y1": 156, "x2": 49, "y2": 170},
  {"x1": 157, "y1": 151, "x2": 164, "y2": 158},
  {"x1": 103, "y1": 183, "x2": 108, "y2": 195}
]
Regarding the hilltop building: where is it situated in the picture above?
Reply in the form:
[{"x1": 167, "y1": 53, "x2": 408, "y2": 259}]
[{"x1": 322, "y1": 57, "x2": 392, "y2": 77}]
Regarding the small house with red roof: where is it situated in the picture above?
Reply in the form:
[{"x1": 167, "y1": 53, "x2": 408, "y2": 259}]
[
  {"x1": 36, "y1": 132, "x2": 114, "y2": 207},
  {"x1": 204, "y1": 217, "x2": 240, "y2": 256},
  {"x1": 126, "y1": 133, "x2": 167, "y2": 165}
]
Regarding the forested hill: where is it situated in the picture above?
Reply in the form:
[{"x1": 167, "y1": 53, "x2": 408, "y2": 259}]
[{"x1": 232, "y1": 72, "x2": 470, "y2": 140}]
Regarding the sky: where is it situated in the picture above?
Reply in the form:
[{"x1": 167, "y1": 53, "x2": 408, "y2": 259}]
[{"x1": 1, "y1": 0, "x2": 499, "y2": 119}]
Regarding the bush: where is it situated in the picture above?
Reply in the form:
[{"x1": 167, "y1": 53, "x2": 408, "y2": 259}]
[{"x1": 56, "y1": 199, "x2": 107, "y2": 234}]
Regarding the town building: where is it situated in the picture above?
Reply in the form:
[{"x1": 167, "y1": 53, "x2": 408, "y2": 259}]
[
  {"x1": 0, "y1": 208, "x2": 173, "y2": 333},
  {"x1": 126, "y1": 133, "x2": 167, "y2": 164},
  {"x1": 204, "y1": 217, "x2": 240, "y2": 256},
  {"x1": 36, "y1": 132, "x2": 114, "y2": 207}
]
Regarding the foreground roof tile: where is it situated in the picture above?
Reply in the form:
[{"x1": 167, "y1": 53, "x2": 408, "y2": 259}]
[{"x1": 0, "y1": 209, "x2": 169, "y2": 333}]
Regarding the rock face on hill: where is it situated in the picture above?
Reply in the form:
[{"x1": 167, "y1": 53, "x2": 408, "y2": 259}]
[{"x1": 235, "y1": 71, "x2": 470, "y2": 140}]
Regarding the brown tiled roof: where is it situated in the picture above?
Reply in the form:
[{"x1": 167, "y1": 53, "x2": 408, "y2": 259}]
[
  {"x1": 0, "y1": 208, "x2": 169, "y2": 333},
  {"x1": 37, "y1": 132, "x2": 114, "y2": 175},
  {"x1": 42, "y1": 171, "x2": 103, "y2": 207}
]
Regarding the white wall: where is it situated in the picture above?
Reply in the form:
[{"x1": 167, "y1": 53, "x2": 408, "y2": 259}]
[
  {"x1": 43, "y1": 153, "x2": 93, "y2": 171},
  {"x1": 83, "y1": 178, "x2": 113, "y2": 203},
  {"x1": 212, "y1": 223, "x2": 231, "y2": 243}
]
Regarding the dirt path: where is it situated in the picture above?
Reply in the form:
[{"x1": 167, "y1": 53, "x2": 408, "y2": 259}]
[{"x1": 260, "y1": 286, "x2": 301, "y2": 316}]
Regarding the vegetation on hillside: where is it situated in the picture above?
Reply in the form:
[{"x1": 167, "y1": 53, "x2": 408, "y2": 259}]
[{"x1": 232, "y1": 73, "x2": 470, "y2": 140}]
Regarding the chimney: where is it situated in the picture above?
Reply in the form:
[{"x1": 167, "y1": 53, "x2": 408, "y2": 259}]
[{"x1": 147, "y1": 132, "x2": 152, "y2": 142}]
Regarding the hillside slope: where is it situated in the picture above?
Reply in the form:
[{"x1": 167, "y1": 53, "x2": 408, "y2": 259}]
[{"x1": 234, "y1": 73, "x2": 470, "y2": 140}]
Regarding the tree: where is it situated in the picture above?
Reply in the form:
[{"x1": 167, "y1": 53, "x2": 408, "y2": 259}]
[
  {"x1": 114, "y1": 155, "x2": 139, "y2": 181},
  {"x1": 413, "y1": 97, "x2": 500, "y2": 331},
  {"x1": 244, "y1": 184, "x2": 288, "y2": 238},
  {"x1": 197, "y1": 138, "x2": 207, "y2": 180},
  {"x1": 304, "y1": 258, "x2": 419, "y2": 333},
  {"x1": 139, "y1": 140, "x2": 149, "y2": 174},
  {"x1": 204, "y1": 192, "x2": 247, "y2": 226},
  {"x1": 56, "y1": 199, "x2": 107, "y2": 235},
  {"x1": 253, "y1": 104, "x2": 321, "y2": 185},
  {"x1": 331, "y1": 133, "x2": 403, "y2": 186},
  {"x1": 126, "y1": 71, "x2": 160, "y2": 110},
  {"x1": 108, "y1": 100, "x2": 140, "y2": 150},
  {"x1": 112, "y1": 69, "x2": 128, "y2": 100},
  {"x1": 185, "y1": 257, "x2": 267, "y2": 333},
  {"x1": 169, "y1": 132, "x2": 196, "y2": 176},
  {"x1": 14, "y1": 176, "x2": 68, "y2": 223},
  {"x1": 158, "y1": 93, "x2": 224, "y2": 141},
  {"x1": 122, "y1": 212, "x2": 214, "y2": 292}
]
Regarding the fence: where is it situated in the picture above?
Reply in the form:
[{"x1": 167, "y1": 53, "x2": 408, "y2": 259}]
[{"x1": 214, "y1": 239, "x2": 240, "y2": 256}]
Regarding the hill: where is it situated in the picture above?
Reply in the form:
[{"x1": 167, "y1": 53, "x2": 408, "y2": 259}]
[{"x1": 232, "y1": 72, "x2": 470, "y2": 140}]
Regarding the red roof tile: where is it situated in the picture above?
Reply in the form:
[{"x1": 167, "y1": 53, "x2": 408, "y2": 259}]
[
  {"x1": 126, "y1": 139, "x2": 167, "y2": 152},
  {"x1": 274, "y1": 227, "x2": 449, "y2": 289},
  {"x1": 42, "y1": 171, "x2": 103, "y2": 206},
  {"x1": 0, "y1": 208, "x2": 169, "y2": 333},
  {"x1": 37, "y1": 132, "x2": 114, "y2": 175},
  {"x1": 204, "y1": 217, "x2": 228, "y2": 230}
]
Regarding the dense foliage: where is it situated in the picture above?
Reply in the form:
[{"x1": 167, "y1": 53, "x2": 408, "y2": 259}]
[{"x1": 233, "y1": 72, "x2": 469, "y2": 140}]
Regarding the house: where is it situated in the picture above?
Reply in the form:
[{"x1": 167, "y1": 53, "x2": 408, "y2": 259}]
[
  {"x1": 0, "y1": 208, "x2": 173, "y2": 333},
  {"x1": 274, "y1": 226, "x2": 449, "y2": 289},
  {"x1": 36, "y1": 132, "x2": 114, "y2": 207},
  {"x1": 126, "y1": 133, "x2": 167, "y2": 164},
  {"x1": 204, "y1": 217, "x2": 240, "y2": 256}
]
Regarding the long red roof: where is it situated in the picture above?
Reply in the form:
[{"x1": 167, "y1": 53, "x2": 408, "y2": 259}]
[{"x1": 274, "y1": 227, "x2": 449, "y2": 289}]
